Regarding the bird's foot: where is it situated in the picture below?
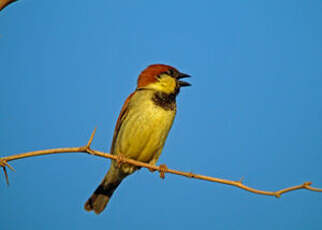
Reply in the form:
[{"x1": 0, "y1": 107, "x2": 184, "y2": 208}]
[
  {"x1": 158, "y1": 164, "x2": 168, "y2": 179},
  {"x1": 116, "y1": 153, "x2": 126, "y2": 168}
]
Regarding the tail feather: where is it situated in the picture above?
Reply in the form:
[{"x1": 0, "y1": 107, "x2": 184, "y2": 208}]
[
  {"x1": 84, "y1": 180, "x2": 121, "y2": 214},
  {"x1": 84, "y1": 165, "x2": 124, "y2": 214}
]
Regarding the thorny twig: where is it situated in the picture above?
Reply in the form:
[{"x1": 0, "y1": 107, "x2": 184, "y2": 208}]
[{"x1": 1, "y1": 128, "x2": 322, "y2": 197}]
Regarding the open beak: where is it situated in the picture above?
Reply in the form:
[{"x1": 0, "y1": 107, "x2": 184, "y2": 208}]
[{"x1": 177, "y1": 73, "x2": 191, "y2": 87}]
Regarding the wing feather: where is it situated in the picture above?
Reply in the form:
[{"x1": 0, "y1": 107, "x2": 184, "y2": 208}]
[{"x1": 110, "y1": 92, "x2": 135, "y2": 154}]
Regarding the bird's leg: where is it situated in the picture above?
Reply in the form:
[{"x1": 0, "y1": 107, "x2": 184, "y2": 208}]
[
  {"x1": 116, "y1": 153, "x2": 126, "y2": 168},
  {"x1": 158, "y1": 164, "x2": 168, "y2": 179}
]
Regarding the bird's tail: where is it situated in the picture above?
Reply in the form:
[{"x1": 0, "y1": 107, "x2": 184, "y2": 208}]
[{"x1": 84, "y1": 166, "x2": 124, "y2": 214}]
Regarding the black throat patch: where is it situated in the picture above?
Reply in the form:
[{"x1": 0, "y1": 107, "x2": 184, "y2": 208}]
[{"x1": 152, "y1": 92, "x2": 176, "y2": 111}]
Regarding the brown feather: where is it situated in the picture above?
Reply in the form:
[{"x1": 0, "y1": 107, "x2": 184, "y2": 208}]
[
  {"x1": 137, "y1": 64, "x2": 178, "y2": 88},
  {"x1": 110, "y1": 92, "x2": 135, "y2": 153}
]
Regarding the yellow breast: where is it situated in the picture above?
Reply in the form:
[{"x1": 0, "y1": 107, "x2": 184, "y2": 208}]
[{"x1": 113, "y1": 90, "x2": 176, "y2": 164}]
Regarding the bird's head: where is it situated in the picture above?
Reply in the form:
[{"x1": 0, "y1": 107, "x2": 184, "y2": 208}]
[{"x1": 137, "y1": 64, "x2": 191, "y2": 95}]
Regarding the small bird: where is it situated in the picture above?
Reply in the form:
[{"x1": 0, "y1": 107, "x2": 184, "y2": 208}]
[{"x1": 84, "y1": 64, "x2": 191, "y2": 214}]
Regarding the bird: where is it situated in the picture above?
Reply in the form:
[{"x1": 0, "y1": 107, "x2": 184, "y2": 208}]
[{"x1": 84, "y1": 64, "x2": 191, "y2": 214}]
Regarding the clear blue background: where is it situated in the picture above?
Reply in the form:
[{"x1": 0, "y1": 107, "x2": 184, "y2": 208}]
[{"x1": 1, "y1": 0, "x2": 322, "y2": 229}]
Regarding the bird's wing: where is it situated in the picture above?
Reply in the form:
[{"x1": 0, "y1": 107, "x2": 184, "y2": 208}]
[{"x1": 110, "y1": 91, "x2": 135, "y2": 154}]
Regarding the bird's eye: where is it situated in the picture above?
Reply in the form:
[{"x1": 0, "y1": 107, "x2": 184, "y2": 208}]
[{"x1": 167, "y1": 69, "x2": 174, "y2": 76}]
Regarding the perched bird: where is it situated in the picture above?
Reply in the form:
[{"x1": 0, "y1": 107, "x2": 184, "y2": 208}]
[{"x1": 84, "y1": 64, "x2": 191, "y2": 214}]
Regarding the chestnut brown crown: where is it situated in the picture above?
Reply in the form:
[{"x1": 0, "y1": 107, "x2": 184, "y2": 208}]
[{"x1": 137, "y1": 64, "x2": 191, "y2": 94}]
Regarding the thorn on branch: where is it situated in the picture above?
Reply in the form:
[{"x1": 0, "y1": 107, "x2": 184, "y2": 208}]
[
  {"x1": 236, "y1": 176, "x2": 244, "y2": 184},
  {"x1": 4, "y1": 161, "x2": 15, "y2": 172},
  {"x1": 0, "y1": 159, "x2": 15, "y2": 172},
  {"x1": 158, "y1": 164, "x2": 168, "y2": 179},
  {"x1": 0, "y1": 159, "x2": 15, "y2": 186},
  {"x1": 86, "y1": 127, "x2": 97, "y2": 149},
  {"x1": 2, "y1": 167, "x2": 9, "y2": 186}
]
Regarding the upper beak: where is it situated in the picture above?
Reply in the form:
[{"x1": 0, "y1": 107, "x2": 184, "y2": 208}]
[{"x1": 177, "y1": 73, "x2": 191, "y2": 87}]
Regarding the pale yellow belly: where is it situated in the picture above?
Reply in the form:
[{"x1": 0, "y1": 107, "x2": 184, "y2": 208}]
[{"x1": 113, "y1": 99, "x2": 175, "y2": 163}]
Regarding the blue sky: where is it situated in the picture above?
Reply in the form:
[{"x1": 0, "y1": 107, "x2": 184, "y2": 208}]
[{"x1": 1, "y1": 0, "x2": 322, "y2": 229}]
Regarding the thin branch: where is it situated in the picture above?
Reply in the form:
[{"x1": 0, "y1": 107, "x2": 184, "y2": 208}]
[
  {"x1": 1, "y1": 128, "x2": 322, "y2": 197},
  {"x1": 0, "y1": 0, "x2": 18, "y2": 12}
]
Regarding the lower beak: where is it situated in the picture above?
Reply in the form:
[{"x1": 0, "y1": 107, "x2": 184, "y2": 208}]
[
  {"x1": 178, "y1": 80, "x2": 191, "y2": 87},
  {"x1": 177, "y1": 72, "x2": 191, "y2": 87}
]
